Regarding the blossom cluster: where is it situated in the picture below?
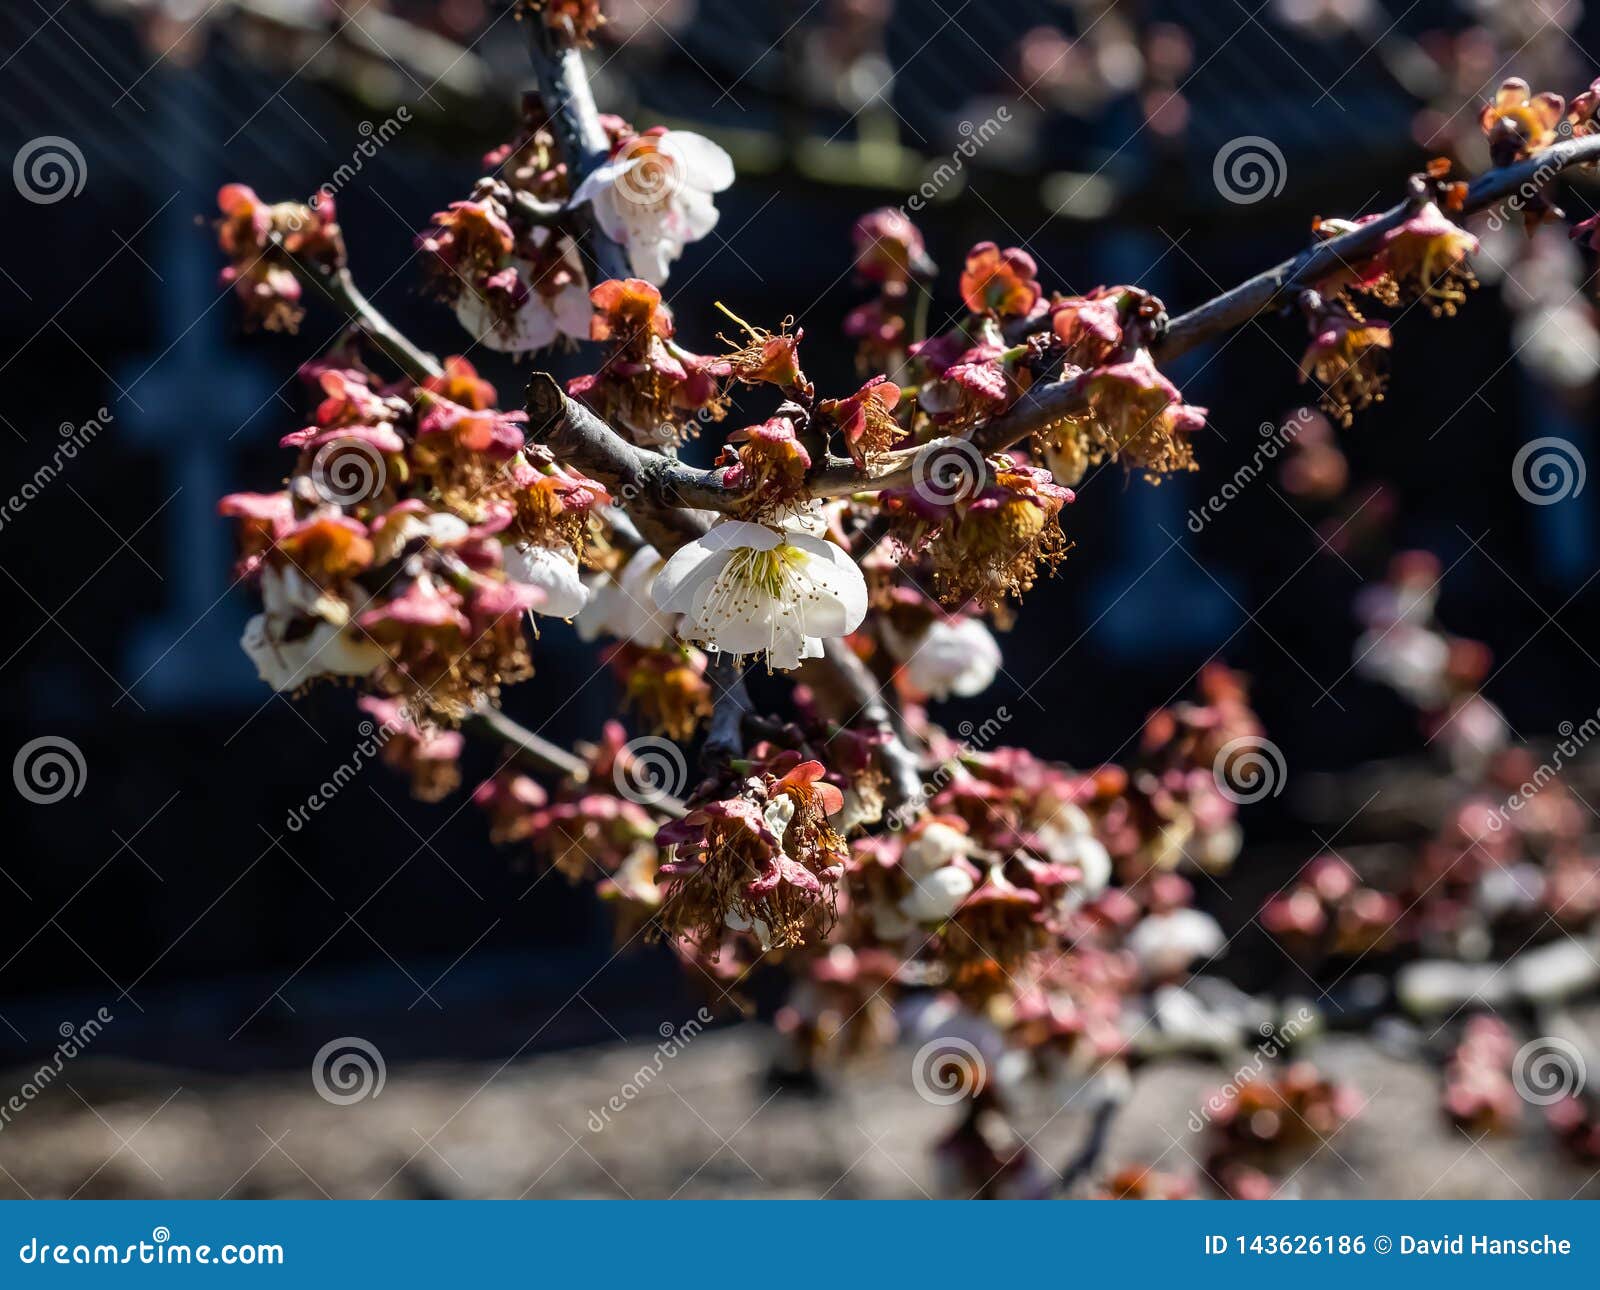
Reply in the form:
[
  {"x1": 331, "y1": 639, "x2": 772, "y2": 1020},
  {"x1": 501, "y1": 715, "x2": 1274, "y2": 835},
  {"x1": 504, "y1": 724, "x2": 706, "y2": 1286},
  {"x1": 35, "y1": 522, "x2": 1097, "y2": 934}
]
[
  {"x1": 1202, "y1": 1062, "x2": 1361, "y2": 1199},
  {"x1": 1262, "y1": 551, "x2": 1600, "y2": 973},
  {"x1": 217, "y1": 340, "x2": 611, "y2": 718},
  {"x1": 206, "y1": 45, "x2": 1600, "y2": 1199},
  {"x1": 420, "y1": 102, "x2": 732, "y2": 356}
]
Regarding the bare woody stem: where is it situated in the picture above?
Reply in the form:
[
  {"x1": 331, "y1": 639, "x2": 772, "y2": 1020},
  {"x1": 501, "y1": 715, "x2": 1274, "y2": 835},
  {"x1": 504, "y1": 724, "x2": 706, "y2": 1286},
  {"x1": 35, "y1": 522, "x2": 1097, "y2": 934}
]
[
  {"x1": 525, "y1": 18, "x2": 632, "y2": 283},
  {"x1": 702, "y1": 655, "x2": 754, "y2": 768},
  {"x1": 282, "y1": 256, "x2": 444, "y2": 385},
  {"x1": 464, "y1": 705, "x2": 689, "y2": 817},
  {"x1": 462, "y1": 704, "x2": 589, "y2": 778},
  {"x1": 806, "y1": 640, "x2": 924, "y2": 813},
  {"x1": 1157, "y1": 136, "x2": 1600, "y2": 360},
  {"x1": 552, "y1": 133, "x2": 1600, "y2": 509}
]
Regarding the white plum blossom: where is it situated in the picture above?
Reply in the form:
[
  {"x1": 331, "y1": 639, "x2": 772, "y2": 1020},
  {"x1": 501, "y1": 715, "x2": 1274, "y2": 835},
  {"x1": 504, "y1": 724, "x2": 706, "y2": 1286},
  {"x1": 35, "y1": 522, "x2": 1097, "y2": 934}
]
[
  {"x1": 652, "y1": 516, "x2": 867, "y2": 670},
  {"x1": 453, "y1": 236, "x2": 591, "y2": 354},
  {"x1": 504, "y1": 542, "x2": 590, "y2": 619},
  {"x1": 894, "y1": 820, "x2": 978, "y2": 926},
  {"x1": 1052, "y1": 830, "x2": 1114, "y2": 899},
  {"x1": 900, "y1": 864, "x2": 975, "y2": 924},
  {"x1": 572, "y1": 130, "x2": 734, "y2": 284},
  {"x1": 1126, "y1": 908, "x2": 1225, "y2": 981},
  {"x1": 372, "y1": 509, "x2": 470, "y2": 564},
  {"x1": 574, "y1": 545, "x2": 676, "y2": 647},
  {"x1": 242, "y1": 564, "x2": 386, "y2": 690},
  {"x1": 1031, "y1": 803, "x2": 1112, "y2": 903},
  {"x1": 901, "y1": 820, "x2": 972, "y2": 876},
  {"x1": 883, "y1": 615, "x2": 1002, "y2": 700},
  {"x1": 241, "y1": 614, "x2": 384, "y2": 692},
  {"x1": 259, "y1": 562, "x2": 342, "y2": 623}
]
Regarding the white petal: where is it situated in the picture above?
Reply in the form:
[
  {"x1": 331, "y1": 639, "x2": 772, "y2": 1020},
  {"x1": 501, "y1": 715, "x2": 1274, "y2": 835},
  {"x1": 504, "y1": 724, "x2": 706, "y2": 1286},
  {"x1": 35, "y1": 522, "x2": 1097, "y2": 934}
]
[
  {"x1": 663, "y1": 131, "x2": 735, "y2": 192},
  {"x1": 1127, "y1": 910, "x2": 1224, "y2": 977},
  {"x1": 700, "y1": 520, "x2": 784, "y2": 552},
  {"x1": 776, "y1": 501, "x2": 829, "y2": 536},
  {"x1": 242, "y1": 613, "x2": 295, "y2": 690},
  {"x1": 761, "y1": 631, "x2": 809, "y2": 672},
  {"x1": 653, "y1": 540, "x2": 732, "y2": 615},
  {"x1": 621, "y1": 216, "x2": 678, "y2": 284},
  {"x1": 504, "y1": 543, "x2": 590, "y2": 619},
  {"x1": 310, "y1": 624, "x2": 386, "y2": 679},
  {"x1": 903, "y1": 618, "x2": 1002, "y2": 700},
  {"x1": 655, "y1": 520, "x2": 780, "y2": 613},
  {"x1": 452, "y1": 257, "x2": 567, "y2": 355},
  {"x1": 584, "y1": 185, "x2": 633, "y2": 251},
  {"x1": 614, "y1": 548, "x2": 675, "y2": 646},
  {"x1": 572, "y1": 160, "x2": 632, "y2": 209},
  {"x1": 507, "y1": 298, "x2": 560, "y2": 354},
  {"x1": 682, "y1": 570, "x2": 799, "y2": 658},
  {"x1": 902, "y1": 823, "x2": 970, "y2": 876},
  {"x1": 553, "y1": 280, "x2": 594, "y2": 341},
  {"x1": 900, "y1": 866, "x2": 975, "y2": 923},
  {"x1": 1059, "y1": 833, "x2": 1112, "y2": 896},
  {"x1": 670, "y1": 185, "x2": 720, "y2": 242},
  {"x1": 241, "y1": 615, "x2": 382, "y2": 691},
  {"x1": 786, "y1": 534, "x2": 868, "y2": 638},
  {"x1": 572, "y1": 574, "x2": 617, "y2": 642}
]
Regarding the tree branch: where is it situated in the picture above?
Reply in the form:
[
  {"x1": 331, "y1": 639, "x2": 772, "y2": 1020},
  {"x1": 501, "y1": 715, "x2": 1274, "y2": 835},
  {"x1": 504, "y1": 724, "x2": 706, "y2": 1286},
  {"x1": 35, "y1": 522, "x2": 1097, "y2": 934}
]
[
  {"x1": 283, "y1": 257, "x2": 444, "y2": 385},
  {"x1": 702, "y1": 655, "x2": 753, "y2": 768},
  {"x1": 525, "y1": 18, "x2": 631, "y2": 283},
  {"x1": 806, "y1": 639, "x2": 924, "y2": 813},
  {"x1": 463, "y1": 704, "x2": 688, "y2": 817},
  {"x1": 462, "y1": 704, "x2": 590, "y2": 779},
  {"x1": 1159, "y1": 135, "x2": 1600, "y2": 361},
  {"x1": 805, "y1": 134, "x2": 1600, "y2": 500},
  {"x1": 524, "y1": 374, "x2": 724, "y2": 551}
]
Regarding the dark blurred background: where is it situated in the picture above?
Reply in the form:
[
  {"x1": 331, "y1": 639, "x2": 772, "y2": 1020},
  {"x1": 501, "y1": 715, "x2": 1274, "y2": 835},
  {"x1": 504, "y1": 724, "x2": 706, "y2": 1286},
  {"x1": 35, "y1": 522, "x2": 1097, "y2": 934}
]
[{"x1": 2, "y1": 0, "x2": 1598, "y2": 1079}]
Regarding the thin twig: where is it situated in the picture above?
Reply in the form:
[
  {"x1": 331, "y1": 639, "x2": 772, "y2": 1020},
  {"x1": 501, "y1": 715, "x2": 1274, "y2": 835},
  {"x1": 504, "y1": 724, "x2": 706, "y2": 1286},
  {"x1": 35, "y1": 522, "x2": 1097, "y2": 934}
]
[
  {"x1": 702, "y1": 655, "x2": 753, "y2": 768},
  {"x1": 809, "y1": 639, "x2": 924, "y2": 812},
  {"x1": 525, "y1": 18, "x2": 631, "y2": 283},
  {"x1": 282, "y1": 257, "x2": 443, "y2": 385},
  {"x1": 462, "y1": 705, "x2": 590, "y2": 779}
]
